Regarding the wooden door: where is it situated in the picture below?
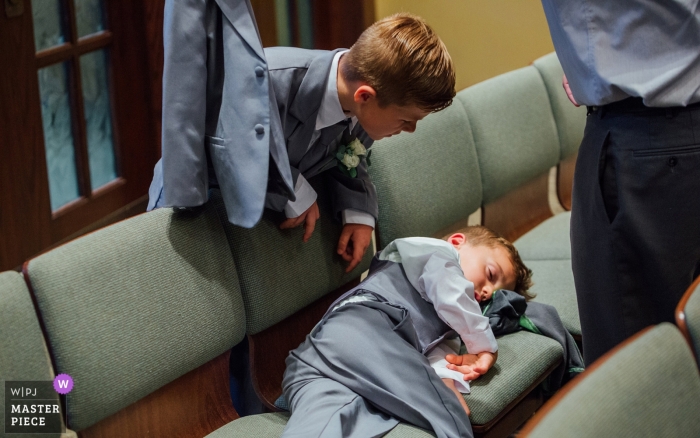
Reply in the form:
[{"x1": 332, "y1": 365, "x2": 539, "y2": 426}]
[{"x1": 0, "y1": 0, "x2": 157, "y2": 271}]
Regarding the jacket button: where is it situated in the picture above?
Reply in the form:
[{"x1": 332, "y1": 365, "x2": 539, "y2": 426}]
[
  {"x1": 255, "y1": 124, "x2": 265, "y2": 135},
  {"x1": 255, "y1": 66, "x2": 265, "y2": 77},
  {"x1": 668, "y1": 156, "x2": 677, "y2": 167}
]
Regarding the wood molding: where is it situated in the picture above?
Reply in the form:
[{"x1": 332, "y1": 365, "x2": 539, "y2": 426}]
[
  {"x1": 556, "y1": 152, "x2": 577, "y2": 211},
  {"x1": 518, "y1": 326, "x2": 655, "y2": 437},
  {"x1": 248, "y1": 277, "x2": 362, "y2": 411},
  {"x1": 482, "y1": 172, "x2": 552, "y2": 243},
  {"x1": 79, "y1": 352, "x2": 239, "y2": 438},
  {"x1": 675, "y1": 274, "x2": 700, "y2": 366}
]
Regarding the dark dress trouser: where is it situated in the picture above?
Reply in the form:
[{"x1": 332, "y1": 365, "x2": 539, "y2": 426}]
[
  {"x1": 281, "y1": 300, "x2": 473, "y2": 438},
  {"x1": 571, "y1": 98, "x2": 700, "y2": 365}
]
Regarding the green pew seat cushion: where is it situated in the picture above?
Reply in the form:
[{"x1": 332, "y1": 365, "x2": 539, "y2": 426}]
[
  {"x1": 523, "y1": 259, "x2": 580, "y2": 336},
  {"x1": 466, "y1": 330, "x2": 562, "y2": 425},
  {"x1": 514, "y1": 212, "x2": 571, "y2": 260}
]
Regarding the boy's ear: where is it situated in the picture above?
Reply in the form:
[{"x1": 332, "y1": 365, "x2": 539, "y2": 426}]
[
  {"x1": 354, "y1": 84, "x2": 377, "y2": 104},
  {"x1": 448, "y1": 233, "x2": 466, "y2": 249}
]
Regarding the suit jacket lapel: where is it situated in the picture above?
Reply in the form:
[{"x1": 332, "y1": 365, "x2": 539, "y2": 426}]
[
  {"x1": 300, "y1": 121, "x2": 349, "y2": 177},
  {"x1": 215, "y1": 0, "x2": 266, "y2": 61}
]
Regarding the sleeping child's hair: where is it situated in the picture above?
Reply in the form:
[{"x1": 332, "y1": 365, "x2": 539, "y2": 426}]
[{"x1": 451, "y1": 225, "x2": 535, "y2": 300}]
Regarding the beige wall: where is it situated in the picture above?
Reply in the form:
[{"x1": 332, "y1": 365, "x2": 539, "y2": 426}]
[{"x1": 374, "y1": 0, "x2": 555, "y2": 91}]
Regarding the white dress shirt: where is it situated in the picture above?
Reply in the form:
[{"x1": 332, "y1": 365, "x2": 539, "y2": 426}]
[{"x1": 284, "y1": 51, "x2": 375, "y2": 228}]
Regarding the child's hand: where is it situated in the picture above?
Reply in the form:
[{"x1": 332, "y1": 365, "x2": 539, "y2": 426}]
[
  {"x1": 337, "y1": 224, "x2": 373, "y2": 272},
  {"x1": 445, "y1": 352, "x2": 497, "y2": 381},
  {"x1": 279, "y1": 201, "x2": 320, "y2": 242}
]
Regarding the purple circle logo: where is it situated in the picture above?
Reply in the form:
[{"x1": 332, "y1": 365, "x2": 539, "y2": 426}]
[{"x1": 53, "y1": 374, "x2": 74, "y2": 394}]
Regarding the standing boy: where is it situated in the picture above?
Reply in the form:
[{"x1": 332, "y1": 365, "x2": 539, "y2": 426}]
[
  {"x1": 281, "y1": 226, "x2": 533, "y2": 438},
  {"x1": 149, "y1": 13, "x2": 456, "y2": 272}
]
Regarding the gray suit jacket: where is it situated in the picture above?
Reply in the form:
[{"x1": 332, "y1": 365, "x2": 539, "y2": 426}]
[
  {"x1": 148, "y1": 0, "x2": 294, "y2": 228},
  {"x1": 264, "y1": 47, "x2": 378, "y2": 222}
]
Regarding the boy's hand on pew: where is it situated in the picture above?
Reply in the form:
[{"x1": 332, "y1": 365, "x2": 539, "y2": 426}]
[
  {"x1": 337, "y1": 224, "x2": 373, "y2": 273},
  {"x1": 445, "y1": 351, "x2": 497, "y2": 381},
  {"x1": 280, "y1": 201, "x2": 320, "y2": 242}
]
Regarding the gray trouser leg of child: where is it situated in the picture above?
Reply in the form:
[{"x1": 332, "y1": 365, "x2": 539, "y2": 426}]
[
  {"x1": 282, "y1": 301, "x2": 473, "y2": 438},
  {"x1": 281, "y1": 373, "x2": 399, "y2": 438}
]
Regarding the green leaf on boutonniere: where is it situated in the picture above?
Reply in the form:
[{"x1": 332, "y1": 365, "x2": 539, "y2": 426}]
[
  {"x1": 336, "y1": 145, "x2": 347, "y2": 161},
  {"x1": 366, "y1": 149, "x2": 372, "y2": 167},
  {"x1": 349, "y1": 167, "x2": 357, "y2": 178},
  {"x1": 338, "y1": 162, "x2": 351, "y2": 177}
]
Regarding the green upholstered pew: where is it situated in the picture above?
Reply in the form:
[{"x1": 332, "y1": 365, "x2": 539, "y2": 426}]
[
  {"x1": 520, "y1": 323, "x2": 700, "y2": 437},
  {"x1": 0, "y1": 270, "x2": 64, "y2": 438},
  {"x1": 22, "y1": 205, "x2": 247, "y2": 437},
  {"x1": 677, "y1": 275, "x2": 700, "y2": 366}
]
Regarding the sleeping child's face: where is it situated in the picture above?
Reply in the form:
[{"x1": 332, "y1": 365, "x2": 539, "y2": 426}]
[{"x1": 449, "y1": 234, "x2": 516, "y2": 303}]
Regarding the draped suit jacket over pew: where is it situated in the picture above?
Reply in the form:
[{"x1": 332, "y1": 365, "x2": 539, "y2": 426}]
[{"x1": 150, "y1": 0, "x2": 294, "y2": 228}]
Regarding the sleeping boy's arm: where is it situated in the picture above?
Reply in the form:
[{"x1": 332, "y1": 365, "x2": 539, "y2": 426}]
[
  {"x1": 442, "y1": 378, "x2": 470, "y2": 416},
  {"x1": 419, "y1": 252, "x2": 498, "y2": 354},
  {"x1": 427, "y1": 338, "x2": 471, "y2": 415}
]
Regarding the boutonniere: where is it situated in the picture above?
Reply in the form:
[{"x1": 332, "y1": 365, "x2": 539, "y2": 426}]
[{"x1": 336, "y1": 138, "x2": 372, "y2": 178}]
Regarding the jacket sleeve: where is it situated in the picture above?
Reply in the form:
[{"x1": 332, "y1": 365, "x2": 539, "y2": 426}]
[{"x1": 160, "y1": 0, "x2": 210, "y2": 208}]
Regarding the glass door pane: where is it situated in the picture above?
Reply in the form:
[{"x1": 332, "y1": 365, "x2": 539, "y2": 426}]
[
  {"x1": 75, "y1": 0, "x2": 106, "y2": 38},
  {"x1": 37, "y1": 62, "x2": 81, "y2": 211},
  {"x1": 32, "y1": 0, "x2": 67, "y2": 51},
  {"x1": 80, "y1": 49, "x2": 117, "y2": 190}
]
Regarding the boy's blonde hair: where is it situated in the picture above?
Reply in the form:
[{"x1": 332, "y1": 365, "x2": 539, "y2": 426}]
[
  {"x1": 342, "y1": 13, "x2": 455, "y2": 112},
  {"x1": 453, "y1": 225, "x2": 535, "y2": 300}
]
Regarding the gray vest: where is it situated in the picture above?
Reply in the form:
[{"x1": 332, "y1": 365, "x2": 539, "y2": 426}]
[{"x1": 330, "y1": 256, "x2": 454, "y2": 354}]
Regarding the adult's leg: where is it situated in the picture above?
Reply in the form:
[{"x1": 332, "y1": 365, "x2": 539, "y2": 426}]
[
  {"x1": 571, "y1": 106, "x2": 700, "y2": 364},
  {"x1": 283, "y1": 301, "x2": 473, "y2": 438}
]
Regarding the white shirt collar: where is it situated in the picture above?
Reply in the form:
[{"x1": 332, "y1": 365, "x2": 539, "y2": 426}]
[{"x1": 315, "y1": 50, "x2": 355, "y2": 131}]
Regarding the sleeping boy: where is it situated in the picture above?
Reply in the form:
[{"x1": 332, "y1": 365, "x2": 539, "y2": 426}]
[{"x1": 281, "y1": 226, "x2": 533, "y2": 438}]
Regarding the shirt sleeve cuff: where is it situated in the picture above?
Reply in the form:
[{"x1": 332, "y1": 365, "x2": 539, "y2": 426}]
[
  {"x1": 342, "y1": 209, "x2": 375, "y2": 228},
  {"x1": 459, "y1": 330, "x2": 498, "y2": 354},
  {"x1": 284, "y1": 175, "x2": 317, "y2": 218},
  {"x1": 427, "y1": 338, "x2": 471, "y2": 393}
]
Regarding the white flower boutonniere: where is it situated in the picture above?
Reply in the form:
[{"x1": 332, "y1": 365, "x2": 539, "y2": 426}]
[{"x1": 336, "y1": 138, "x2": 372, "y2": 178}]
